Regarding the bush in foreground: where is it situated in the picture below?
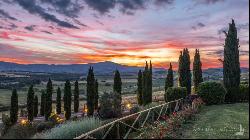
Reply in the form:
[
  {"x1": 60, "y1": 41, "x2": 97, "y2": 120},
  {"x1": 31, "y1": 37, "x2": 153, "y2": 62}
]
[
  {"x1": 99, "y1": 92, "x2": 115, "y2": 119},
  {"x1": 2, "y1": 123, "x2": 36, "y2": 139},
  {"x1": 239, "y1": 84, "x2": 249, "y2": 102},
  {"x1": 164, "y1": 87, "x2": 187, "y2": 102},
  {"x1": 137, "y1": 99, "x2": 204, "y2": 139},
  {"x1": 197, "y1": 82, "x2": 226, "y2": 105},
  {"x1": 34, "y1": 117, "x2": 103, "y2": 139}
]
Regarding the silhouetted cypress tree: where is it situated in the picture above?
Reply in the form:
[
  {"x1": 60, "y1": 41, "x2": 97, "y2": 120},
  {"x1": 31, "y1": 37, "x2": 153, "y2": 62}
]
[
  {"x1": 10, "y1": 89, "x2": 18, "y2": 124},
  {"x1": 33, "y1": 95, "x2": 38, "y2": 117},
  {"x1": 45, "y1": 79, "x2": 53, "y2": 120},
  {"x1": 27, "y1": 85, "x2": 34, "y2": 121},
  {"x1": 137, "y1": 70, "x2": 143, "y2": 105},
  {"x1": 114, "y1": 70, "x2": 122, "y2": 94},
  {"x1": 143, "y1": 61, "x2": 148, "y2": 105},
  {"x1": 148, "y1": 61, "x2": 153, "y2": 103},
  {"x1": 94, "y1": 79, "x2": 99, "y2": 110},
  {"x1": 142, "y1": 61, "x2": 152, "y2": 105},
  {"x1": 223, "y1": 19, "x2": 241, "y2": 103},
  {"x1": 40, "y1": 90, "x2": 46, "y2": 116},
  {"x1": 178, "y1": 49, "x2": 191, "y2": 95},
  {"x1": 113, "y1": 70, "x2": 122, "y2": 116},
  {"x1": 165, "y1": 63, "x2": 174, "y2": 92},
  {"x1": 178, "y1": 51, "x2": 184, "y2": 87},
  {"x1": 56, "y1": 87, "x2": 61, "y2": 114},
  {"x1": 193, "y1": 49, "x2": 203, "y2": 93},
  {"x1": 64, "y1": 80, "x2": 71, "y2": 120},
  {"x1": 74, "y1": 81, "x2": 79, "y2": 113},
  {"x1": 87, "y1": 67, "x2": 95, "y2": 116}
]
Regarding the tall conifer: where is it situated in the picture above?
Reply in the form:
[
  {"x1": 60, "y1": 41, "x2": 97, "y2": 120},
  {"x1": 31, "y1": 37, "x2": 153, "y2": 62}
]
[
  {"x1": 33, "y1": 95, "x2": 38, "y2": 117},
  {"x1": 27, "y1": 85, "x2": 34, "y2": 121},
  {"x1": 137, "y1": 70, "x2": 143, "y2": 105},
  {"x1": 223, "y1": 19, "x2": 241, "y2": 102},
  {"x1": 74, "y1": 81, "x2": 79, "y2": 113},
  {"x1": 178, "y1": 49, "x2": 191, "y2": 95},
  {"x1": 64, "y1": 80, "x2": 71, "y2": 120},
  {"x1": 113, "y1": 70, "x2": 122, "y2": 116},
  {"x1": 94, "y1": 79, "x2": 99, "y2": 110},
  {"x1": 45, "y1": 79, "x2": 53, "y2": 120},
  {"x1": 193, "y1": 49, "x2": 203, "y2": 93},
  {"x1": 10, "y1": 89, "x2": 18, "y2": 124},
  {"x1": 40, "y1": 90, "x2": 46, "y2": 116},
  {"x1": 165, "y1": 63, "x2": 174, "y2": 92},
  {"x1": 56, "y1": 87, "x2": 61, "y2": 114},
  {"x1": 87, "y1": 67, "x2": 95, "y2": 116}
]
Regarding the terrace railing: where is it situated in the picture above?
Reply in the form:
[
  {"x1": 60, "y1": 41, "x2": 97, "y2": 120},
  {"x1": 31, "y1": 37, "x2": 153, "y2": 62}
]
[{"x1": 74, "y1": 98, "x2": 184, "y2": 139}]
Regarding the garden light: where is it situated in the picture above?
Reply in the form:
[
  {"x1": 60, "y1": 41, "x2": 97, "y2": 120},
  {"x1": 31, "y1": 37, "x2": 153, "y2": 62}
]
[
  {"x1": 126, "y1": 103, "x2": 132, "y2": 109},
  {"x1": 83, "y1": 104, "x2": 88, "y2": 113},
  {"x1": 20, "y1": 119, "x2": 28, "y2": 126}
]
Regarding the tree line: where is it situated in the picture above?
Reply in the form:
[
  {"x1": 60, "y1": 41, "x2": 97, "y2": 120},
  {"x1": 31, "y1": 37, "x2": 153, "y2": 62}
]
[{"x1": 8, "y1": 66, "x2": 123, "y2": 124}]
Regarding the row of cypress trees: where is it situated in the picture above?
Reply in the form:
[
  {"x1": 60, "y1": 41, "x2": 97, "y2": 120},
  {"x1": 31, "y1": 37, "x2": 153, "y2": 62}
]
[
  {"x1": 10, "y1": 87, "x2": 38, "y2": 124},
  {"x1": 168, "y1": 48, "x2": 203, "y2": 95},
  {"x1": 136, "y1": 48, "x2": 203, "y2": 105},
  {"x1": 178, "y1": 48, "x2": 192, "y2": 95},
  {"x1": 25, "y1": 78, "x2": 81, "y2": 122},
  {"x1": 137, "y1": 61, "x2": 153, "y2": 106},
  {"x1": 175, "y1": 20, "x2": 240, "y2": 102},
  {"x1": 9, "y1": 67, "x2": 99, "y2": 123}
]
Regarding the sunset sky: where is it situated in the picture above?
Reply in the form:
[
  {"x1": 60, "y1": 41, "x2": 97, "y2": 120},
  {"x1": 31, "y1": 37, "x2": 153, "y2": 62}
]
[{"x1": 0, "y1": 0, "x2": 249, "y2": 69}]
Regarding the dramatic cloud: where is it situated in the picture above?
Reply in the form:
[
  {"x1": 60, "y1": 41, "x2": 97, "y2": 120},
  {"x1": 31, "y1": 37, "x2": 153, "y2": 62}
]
[
  {"x1": 41, "y1": 30, "x2": 53, "y2": 34},
  {"x1": 24, "y1": 25, "x2": 36, "y2": 31},
  {"x1": 0, "y1": 0, "x2": 248, "y2": 68},
  {"x1": 154, "y1": 0, "x2": 175, "y2": 6},
  {"x1": 14, "y1": 0, "x2": 79, "y2": 29},
  {"x1": 0, "y1": 9, "x2": 17, "y2": 20},
  {"x1": 194, "y1": 0, "x2": 224, "y2": 5},
  {"x1": 84, "y1": 0, "x2": 175, "y2": 15},
  {"x1": 117, "y1": 0, "x2": 146, "y2": 15},
  {"x1": 40, "y1": 0, "x2": 84, "y2": 18},
  {"x1": 84, "y1": 0, "x2": 116, "y2": 14},
  {"x1": 192, "y1": 22, "x2": 206, "y2": 30}
]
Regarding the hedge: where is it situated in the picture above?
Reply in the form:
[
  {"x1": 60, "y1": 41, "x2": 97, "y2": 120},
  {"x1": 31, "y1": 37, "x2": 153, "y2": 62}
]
[
  {"x1": 164, "y1": 87, "x2": 187, "y2": 102},
  {"x1": 197, "y1": 82, "x2": 226, "y2": 105}
]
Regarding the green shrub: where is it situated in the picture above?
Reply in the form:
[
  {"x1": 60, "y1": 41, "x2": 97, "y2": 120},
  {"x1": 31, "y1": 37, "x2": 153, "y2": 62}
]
[
  {"x1": 2, "y1": 114, "x2": 11, "y2": 127},
  {"x1": 2, "y1": 124, "x2": 36, "y2": 139},
  {"x1": 130, "y1": 105, "x2": 140, "y2": 114},
  {"x1": 99, "y1": 92, "x2": 115, "y2": 119},
  {"x1": 36, "y1": 121, "x2": 55, "y2": 133},
  {"x1": 1, "y1": 114, "x2": 12, "y2": 136},
  {"x1": 164, "y1": 87, "x2": 187, "y2": 102},
  {"x1": 239, "y1": 84, "x2": 249, "y2": 102},
  {"x1": 197, "y1": 82, "x2": 226, "y2": 105},
  {"x1": 35, "y1": 117, "x2": 103, "y2": 139}
]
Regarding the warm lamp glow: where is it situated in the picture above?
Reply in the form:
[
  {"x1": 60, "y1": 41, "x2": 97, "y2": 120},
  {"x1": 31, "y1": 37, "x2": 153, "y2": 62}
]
[
  {"x1": 126, "y1": 103, "x2": 132, "y2": 109},
  {"x1": 20, "y1": 119, "x2": 28, "y2": 126},
  {"x1": 83, "y1": 104, "x2": 88, "y2": 113},
  {"x1": 84, "y1": 108, "x2": 88, "y2": 113}
]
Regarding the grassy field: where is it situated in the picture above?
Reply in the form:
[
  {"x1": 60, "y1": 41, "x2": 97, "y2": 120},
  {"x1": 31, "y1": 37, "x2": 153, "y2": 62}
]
[
  {"x1": 0, "y1": 78, "x2": 165, "y2": 107},
  {"x1": 0, "y1": 76, "x2": 165, "y2": 117},
  {"x1": 179, "y1": 103, "x2": 249, "y2": 139}
]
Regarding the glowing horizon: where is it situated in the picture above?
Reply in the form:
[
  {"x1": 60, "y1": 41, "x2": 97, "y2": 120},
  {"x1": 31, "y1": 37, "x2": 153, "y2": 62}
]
[{"x1": 0, "y1": 0, "x2": 249, "y2": 69}]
